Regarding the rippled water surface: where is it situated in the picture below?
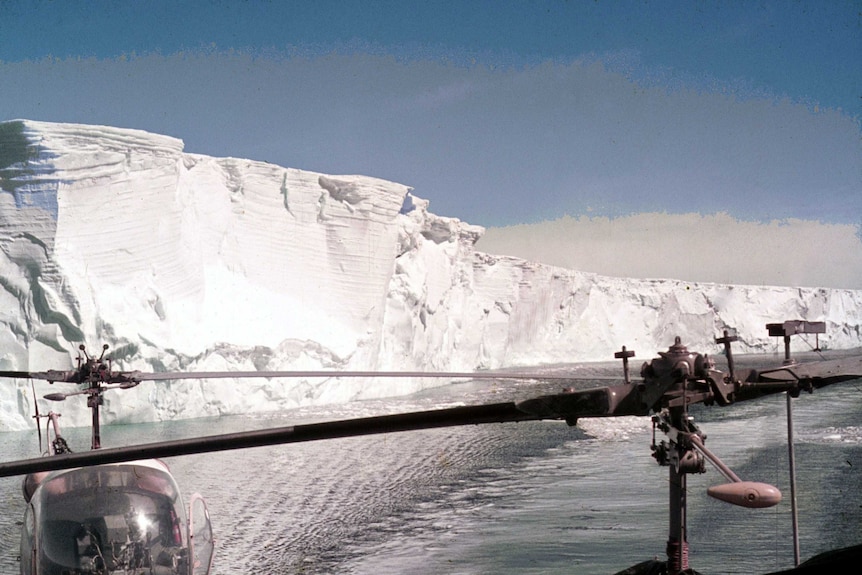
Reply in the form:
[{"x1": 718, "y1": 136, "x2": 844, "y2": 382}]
[{"x1": 1, "y1": 359, "x2": 860, "y2": 574}]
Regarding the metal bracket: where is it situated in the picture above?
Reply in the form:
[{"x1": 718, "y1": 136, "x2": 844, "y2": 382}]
[
  {"x1": 766, "y1": 320, "x2": 826, "y2": 363},
  {"x1": 615, "y1": 346, "x2": 635, "y2": 384}
]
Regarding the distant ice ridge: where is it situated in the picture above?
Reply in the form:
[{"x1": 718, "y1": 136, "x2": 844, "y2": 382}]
[{"x1": 1, "y1": 119, "x2": 860, "y2": 431}]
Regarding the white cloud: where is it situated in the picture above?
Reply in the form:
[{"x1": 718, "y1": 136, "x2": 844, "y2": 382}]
[{"x1": 477, "y1": 213, "x2": 862, "y2": 289}]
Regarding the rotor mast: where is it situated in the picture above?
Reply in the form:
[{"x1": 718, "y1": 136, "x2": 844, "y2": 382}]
[
  {"x1": 78, "y1": 344, "x2": 110, "y2": 450},
  {"x1": 646, "y1": 337, "x2": 704, "y2": 573}
]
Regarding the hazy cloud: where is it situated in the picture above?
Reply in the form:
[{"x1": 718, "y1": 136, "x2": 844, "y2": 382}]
[{"x1": 477, "y1": 214, "x2": 862, "y2": 289}]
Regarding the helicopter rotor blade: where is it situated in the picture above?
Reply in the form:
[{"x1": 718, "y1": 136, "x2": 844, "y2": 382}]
[
  {"x1": 0, "y1": 370, "x2": 78, "y2": 383},
  {"x1": 0, "y1": 371, "x2": 39, "y2": 379},
  {"x1": 733, "y1": 355, "x2": 862, "y2": 401},
  {"x1": 0, "y1": 384, "x2": 636, "y2": 478},
  {"x1": 132, "y1": 370, "x2": 622, "y2": 382},
  {"x1": 755, "y1": 355, "x2": 862, "y2": 385},
  {"x1": 1, "y1": 368, "x2": 623, "y2": 384},
  {"x1": 517, "y1": 370, "x2": 679, "y2": 422},
  {"x1": 0, "y1": 401, "x2": 531, "y2": 477}
]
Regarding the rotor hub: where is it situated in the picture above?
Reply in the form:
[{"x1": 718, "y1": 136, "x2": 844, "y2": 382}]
[{"x1": 642, "y1": 336, "x2": 711, "y2": 382}]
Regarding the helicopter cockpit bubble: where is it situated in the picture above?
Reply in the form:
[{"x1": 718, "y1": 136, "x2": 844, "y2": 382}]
[{"x1": 22, "y1": 462, "x2": 192, "y2": 575}]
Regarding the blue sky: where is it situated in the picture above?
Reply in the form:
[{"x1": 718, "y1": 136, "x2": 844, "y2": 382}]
[{"x1": 1, "y1": 0, "x2": 860, "y2": 229}]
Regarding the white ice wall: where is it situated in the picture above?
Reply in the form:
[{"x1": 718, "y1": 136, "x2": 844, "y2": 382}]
[{"x1": 1, "y1": 120, "x2": 860, "y2": 431}]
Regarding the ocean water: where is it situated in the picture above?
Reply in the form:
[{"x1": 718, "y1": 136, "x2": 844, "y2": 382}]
[{"x1": 1, "y1": 359, "x2": 860, "y2": 574}]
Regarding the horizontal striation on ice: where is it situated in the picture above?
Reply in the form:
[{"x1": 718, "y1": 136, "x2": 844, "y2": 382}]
[{"x1": 1, "y1": 119, "x2": 860, "y2": 430}]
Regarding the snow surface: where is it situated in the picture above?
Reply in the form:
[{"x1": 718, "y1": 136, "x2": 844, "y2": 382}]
[{"x1": 1, "y1": 119, "x2": 860, "y2": 431}]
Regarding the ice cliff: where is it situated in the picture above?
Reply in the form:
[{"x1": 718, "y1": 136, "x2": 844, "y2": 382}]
[{"x1": 1, "y1": 120, "x2": 860, "y2": 430}]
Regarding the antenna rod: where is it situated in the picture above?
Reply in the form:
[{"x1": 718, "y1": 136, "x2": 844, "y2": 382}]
[{"x1": 787, "y1": 392, "x2": 800, "y2": 566}]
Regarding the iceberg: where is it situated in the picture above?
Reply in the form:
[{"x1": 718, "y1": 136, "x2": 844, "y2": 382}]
[{"x1": 1, "y1": 119, "x2": 860, "y2": 431}]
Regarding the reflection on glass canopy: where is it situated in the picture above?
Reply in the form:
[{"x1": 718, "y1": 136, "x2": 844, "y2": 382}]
[{"x1": 33, "y1": 464, "x2": 188, "y2": 574}]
